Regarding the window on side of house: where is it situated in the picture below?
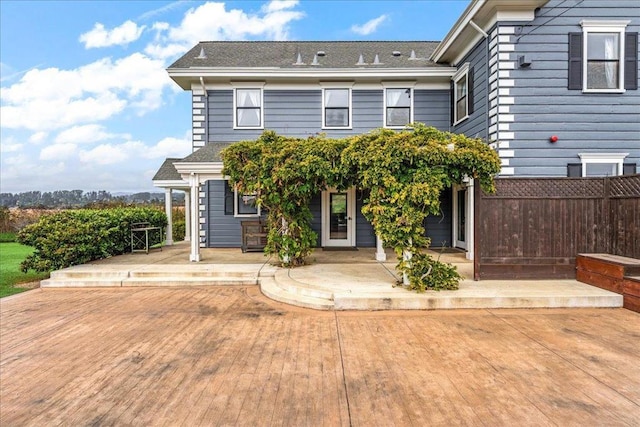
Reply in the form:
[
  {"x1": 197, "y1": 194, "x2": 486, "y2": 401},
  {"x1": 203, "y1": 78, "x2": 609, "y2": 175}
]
[
  {"x1": 323, "y1": 88, "x2": 350, "y2": 128},
  {"x1": 569, "y1": 21, "x2": 637, "y2": 92},
  {"x1": 235, "y1": 88, "x2": 262, "y2": 128},
  {"x1": 578, "y1": 153, "x2": 629, "y2": 177},
  {"x1": 224, "y1": 181, "x2": 260, "y2": 217},
  {"x1": 385, "y1": 88, "x2": 412, "y2": 128},
  {"x1": 451, "y1": 63, "x2": 473, "y2": 126}
]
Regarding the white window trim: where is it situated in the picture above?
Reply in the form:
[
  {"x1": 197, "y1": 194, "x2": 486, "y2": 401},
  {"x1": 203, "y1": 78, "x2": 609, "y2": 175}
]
[
  {"x1": 232, "y1": 84, "x2": 265, "y2": 129},
  {"x1": 382, "y1": 82, "x2": 415, "y2": 129},
  {"x1": 579, "y1": 152, "x2": 629, "y2": 177},
  {"x1": 452, "y1": 63, "x2": 470, "y2": 126},
  {"x1": 321, "y1": 88, "x2": 352, "y2": 130},
  {"x1": 234, "y1": 188, "x2": 261, "y2": 218},
  {"x1": 580, "y1": 20, "x2": 630, "y2": 94}
]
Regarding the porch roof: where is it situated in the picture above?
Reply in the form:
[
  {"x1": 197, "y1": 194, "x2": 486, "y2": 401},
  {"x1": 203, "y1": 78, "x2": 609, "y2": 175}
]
[
  {"x1": 180, "y1": 142, "x2": 233, "y2": 163},
  {"x1": 152, "y1": 158, "x2": 182, "y2": 181}
]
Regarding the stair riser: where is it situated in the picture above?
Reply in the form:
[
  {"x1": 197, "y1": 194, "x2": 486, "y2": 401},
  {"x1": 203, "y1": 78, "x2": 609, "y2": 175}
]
[
  {"x1": 123, "y1": 280, "x2": 258, "y2": 287},
  {"x1": 128, "y1": 272, "x2": 256, "y2": 279},
  {"x1": 50, "y1": 272, "x2": 128, "y2": 279},
  {"x1": 276, "y1": 282, "x2": 334, "y2": 300},
  {"x1": 41, "y1": 280, "x2": 123, "y2": 288}
]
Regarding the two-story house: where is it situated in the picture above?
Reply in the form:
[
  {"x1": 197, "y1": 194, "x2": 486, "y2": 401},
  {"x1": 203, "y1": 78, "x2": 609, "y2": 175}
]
[{"x1": 153, "y1": 0, "x2": 639, "y2": 264}]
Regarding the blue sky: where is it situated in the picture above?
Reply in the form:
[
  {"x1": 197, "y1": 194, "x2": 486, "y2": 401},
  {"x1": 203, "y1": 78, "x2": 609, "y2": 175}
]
[{"x1": 0, "y1": 0, "x2": 468, "y2": 193}]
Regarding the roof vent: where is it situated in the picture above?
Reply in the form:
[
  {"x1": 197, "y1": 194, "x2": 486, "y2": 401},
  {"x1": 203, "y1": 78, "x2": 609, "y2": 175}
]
[
  {"x1": 196, "y1": 47, "x2": 207, "y2": 59},
  {"x1": 392, "y1": 51, "x2": 401, "y2": 56},
  {"x1": 317, "y1": 51, "x2": 326, "y2": 57},
  {"x1": 294, "y1": 53, "x2": 305, "y2": 65},
  {"x1": 356, "y1": 54, "x2": 367, "y2": 65},
  {"x1": 373, "y1": 54, "x2": 382, "y2": 65},
  {"x1": 409, "y1": 50, "x2": 416, "y2": 60},
  {"x1": 311, "y1": 54, "x2": 319, "y2": 66}
]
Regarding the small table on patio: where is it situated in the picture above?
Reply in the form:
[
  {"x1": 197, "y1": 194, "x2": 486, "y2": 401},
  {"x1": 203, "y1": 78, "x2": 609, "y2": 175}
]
[{"x1": 131, "y1": 222, "x2": 163, "y2": 254}]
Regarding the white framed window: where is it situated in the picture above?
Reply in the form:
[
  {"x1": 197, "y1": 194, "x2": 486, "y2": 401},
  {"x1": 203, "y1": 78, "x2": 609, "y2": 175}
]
[
  {"x1": 322, "y1": 88, "x2": 351, "y2": 129},
  {"x1": 383, "y1": 86, "x2": 413, "y2": 128},
  {"x1": 452, "y1": 63, "x2": 470, "y2": 125},
  {"x1": 581, "y1": 20, "x2": 630, "y2": 93},
  {"x1": 234, "y1": 188, "x2": 260, "y2": 217},
  {"x1": 579, "y1": 153, "x2": 629, "y2": 177},
  {"x1": 234, "y1": 88, "x2": 263, "y2": 129}
]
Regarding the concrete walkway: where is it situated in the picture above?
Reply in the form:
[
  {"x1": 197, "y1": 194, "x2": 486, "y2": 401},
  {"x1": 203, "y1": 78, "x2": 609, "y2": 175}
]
[{"x1": 40, "y1": 241, "x2": 622, "y2": 310}]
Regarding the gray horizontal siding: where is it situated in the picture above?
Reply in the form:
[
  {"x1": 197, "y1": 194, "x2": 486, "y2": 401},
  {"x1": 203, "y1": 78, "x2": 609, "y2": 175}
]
[
  {"x1": 413, "y1": 90, "x2": 450, "y2": 131},
  {"x1": 505, "y1": 0, "x2": 640, "y2": 175},
  {"x1": 452, "y1": 35, "x2": 489, "y2": 140},
  {"x1": 207, "y1": 89, "x2": 451, "y2": 142},
  {"x1": 355, "y1": 191, "x2": 375, "y2": 248}
]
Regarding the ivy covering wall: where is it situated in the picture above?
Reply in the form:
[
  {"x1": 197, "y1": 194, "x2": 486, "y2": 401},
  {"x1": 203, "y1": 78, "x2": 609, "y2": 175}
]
[{"x1": 222, "y1": 125, "x2": 501, "y2": 291}]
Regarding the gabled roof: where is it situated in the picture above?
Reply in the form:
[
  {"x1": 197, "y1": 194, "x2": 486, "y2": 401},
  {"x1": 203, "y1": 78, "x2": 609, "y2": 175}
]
[
  {"x1": 179, "y1": 142, "x2": 232, "y2": 163},
  {"x1": 168, "y1": 41, "x2": 444, "y2": 70},
  {"x1": 152, "y1": 158, "x2": 182, "y2": 181}
]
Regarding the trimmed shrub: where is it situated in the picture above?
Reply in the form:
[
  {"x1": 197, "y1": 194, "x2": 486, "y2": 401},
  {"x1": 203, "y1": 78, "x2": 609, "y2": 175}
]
[
  {"x1": 17, "y1": 207, "x2": 167, "y2": 272},
  {"x1": 173, "y1": 220, "x2": 186, "y2": 242}
]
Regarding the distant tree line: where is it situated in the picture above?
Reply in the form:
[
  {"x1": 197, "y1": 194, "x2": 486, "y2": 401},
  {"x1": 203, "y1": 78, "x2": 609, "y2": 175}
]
[{"x1": 0, "y1": 190, "x2": 184, "y2": 209}]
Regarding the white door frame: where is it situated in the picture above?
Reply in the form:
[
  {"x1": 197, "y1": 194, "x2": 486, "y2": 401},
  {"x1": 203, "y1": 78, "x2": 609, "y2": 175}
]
[
  {"x1": 453, "y1": 184, "x2": 468, "y2": 250},
  {"x1": 452, "y1": 180, "x2": 474, "y2": 260},
  {"x1": 321, "y1": 187, "x2": 356, "y2": 247}
]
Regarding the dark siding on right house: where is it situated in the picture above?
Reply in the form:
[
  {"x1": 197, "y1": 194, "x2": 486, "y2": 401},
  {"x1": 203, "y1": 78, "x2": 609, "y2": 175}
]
[{"x1": 503, "y1": 0, "x2": 640, "y2": 176}]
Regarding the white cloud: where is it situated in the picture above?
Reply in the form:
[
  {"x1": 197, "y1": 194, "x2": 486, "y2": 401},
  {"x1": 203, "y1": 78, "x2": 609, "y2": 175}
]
[
  {"x1": 0, "y1": 53, "x2": 171, "y2": 132},
  {"x1": 0, "y1": 136, "x2": 22, "y2": 153},
  {"x1": 40, "y1": 143, "x2": 77, "y2": 161},
  {"x1": 143, "y1": 134, "x2": 191, "y2": 159},
  {"x1": 80, "y1": 21, "x2": 146, "y2": 48},
  {"x1": 351, "y1": 14, "x2": 388, "y2": 36},
  {"x1": 54, "y1": 124, "x2": 129, "y2": 144},
  {"x1": 137, "y1": 1, "x2": 189, "y2": 22},
  {"x1": 29, "y1": 132, "x2": 48, "y2": 144},
  {"x1": 79, "y1": 140, "x2": 146, "y2": 165},
  {"x1": 145, "y1": 1, "x2": 305, "y2": 59}
]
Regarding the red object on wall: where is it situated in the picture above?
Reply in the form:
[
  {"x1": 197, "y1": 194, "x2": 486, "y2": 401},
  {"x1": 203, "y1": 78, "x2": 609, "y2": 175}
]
[{"x1": 549, "y1": 135, "x2": 559, "y2": 143}]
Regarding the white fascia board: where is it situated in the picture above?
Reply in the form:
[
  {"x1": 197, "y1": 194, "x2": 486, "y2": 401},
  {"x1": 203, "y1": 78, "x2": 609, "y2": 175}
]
[
  {"x1": 169, "y1": 67, "x2": 457, "y2": 79},
  {"x1": 152, "y1": 179, "x2": 189, "y2": 189},
  {"x1": 174, "y1": 161, "x2": 225, "y2": 176},
  {"x1": 196, "y1": 81, "x2": 451, "y2": 90},
  {"x1": 432, "y1": 0, "x2": 486, "y2": 62}
]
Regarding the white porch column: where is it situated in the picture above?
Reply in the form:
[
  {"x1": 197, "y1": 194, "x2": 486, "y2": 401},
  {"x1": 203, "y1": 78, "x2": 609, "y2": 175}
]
[
  {"x1": 184, "y1": 190, "x2": 191, "y2": 242},
  {"x1": 189, "y1": 174, "x2": 200, "y2": 262},
  {"x1": 375, "y1": 234, "x2": 387, "y2": 261},
  {"x1": 164, "y1": 188, "x2": 173, "y2": 245}
]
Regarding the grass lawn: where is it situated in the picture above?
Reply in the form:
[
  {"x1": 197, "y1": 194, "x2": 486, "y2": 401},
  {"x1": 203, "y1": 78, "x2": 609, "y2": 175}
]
[{"x1": 0, "y1": 241, "x2": 49, "y2": 298}]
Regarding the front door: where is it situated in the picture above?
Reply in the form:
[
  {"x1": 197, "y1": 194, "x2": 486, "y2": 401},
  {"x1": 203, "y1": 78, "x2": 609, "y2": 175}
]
[
  {"x1": 454, "y1": 186, "x2": 467, "y2": 249},
  {"x1": 322, "y1": 188, "x2": 356, "y2": 247}
]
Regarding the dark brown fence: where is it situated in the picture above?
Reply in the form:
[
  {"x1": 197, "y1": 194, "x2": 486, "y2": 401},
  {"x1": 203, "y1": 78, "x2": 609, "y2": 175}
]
[{"x1": 474, "y1": 175, "x2": 640, "y2": 280}]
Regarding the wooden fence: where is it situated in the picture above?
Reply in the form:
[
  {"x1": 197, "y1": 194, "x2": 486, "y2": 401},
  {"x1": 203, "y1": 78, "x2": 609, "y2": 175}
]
[{"x1": 474, "y1": 175, "x2": 640, "y2": 280}]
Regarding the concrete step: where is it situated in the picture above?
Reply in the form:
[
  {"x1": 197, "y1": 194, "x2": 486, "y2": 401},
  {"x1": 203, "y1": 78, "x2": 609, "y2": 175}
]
[
  {"x1": 260, "y1": 277, "x2": 334, "y2": 310},
  {"x1": 128, "y1": 270, "x2": 257, "y2": 279},
  {"x1": 50, "y1": 269, "x2": 129, "y2": 279},
  {"x1": 41, "y1": 279, "x2": 124, "y2": 288},
  {"x1": 123, "y1": 277, "x2": 258, "y2": 287},
  {"x1": 273, "y1": 270, "x2": 334, "y2": 300}
]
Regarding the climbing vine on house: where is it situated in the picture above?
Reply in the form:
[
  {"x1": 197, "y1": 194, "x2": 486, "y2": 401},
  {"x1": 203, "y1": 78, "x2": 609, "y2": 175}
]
[{"x1": 222, "y1": 124, "x2": 501, "y2": 291}]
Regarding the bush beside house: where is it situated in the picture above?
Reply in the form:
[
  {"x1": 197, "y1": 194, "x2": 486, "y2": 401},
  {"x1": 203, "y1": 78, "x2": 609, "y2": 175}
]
[{"x1": 17, "y1": 207, "x2": 167, "y2": 272}]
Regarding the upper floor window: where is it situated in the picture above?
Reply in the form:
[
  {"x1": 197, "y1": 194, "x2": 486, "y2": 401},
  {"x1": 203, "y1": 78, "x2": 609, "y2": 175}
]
[
  {"x1": 451, "y1": 63, "x2": 473, "y2": 126},
  {"x1": 569, "y1": 21, "x2": 637, "y2": 92},
  {"x1": 234, "y1": 88, "x2": 263, "y2": 128},
  {"x1": 323, "y1": 88, "x2": 351, "y2": 128},
  {"x1": 385, "y1": 88, "x2": 412, "y2": 128}
]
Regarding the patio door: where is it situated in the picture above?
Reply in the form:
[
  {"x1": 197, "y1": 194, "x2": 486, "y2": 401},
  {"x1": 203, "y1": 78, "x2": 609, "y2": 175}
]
[
  {"x1": 453, "y1": 186, "x2": 467, "y2": 249},
  {"x1": 321, "y1": 188, "x2": 356, "y2": 247}
]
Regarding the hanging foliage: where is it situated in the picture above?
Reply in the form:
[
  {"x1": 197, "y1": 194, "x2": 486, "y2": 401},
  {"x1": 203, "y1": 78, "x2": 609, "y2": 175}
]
[{"x1": 222, "y1": 124, "x2": 501, "y2": 289}]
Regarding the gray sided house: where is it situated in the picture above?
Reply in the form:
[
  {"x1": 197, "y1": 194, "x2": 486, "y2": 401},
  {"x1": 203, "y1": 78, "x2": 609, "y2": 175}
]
[{"x1": 153, "y1": 0, "x2": 639, "y2": 264}]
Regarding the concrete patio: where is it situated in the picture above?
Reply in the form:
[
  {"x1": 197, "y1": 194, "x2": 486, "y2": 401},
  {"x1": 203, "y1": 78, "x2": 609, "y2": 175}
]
[
  {"x1": 1, "y1": 286, "x2": 638, "y2": 425},
  {"x1": 40, "y1": 241, "x2": 623, "y2": 311}
]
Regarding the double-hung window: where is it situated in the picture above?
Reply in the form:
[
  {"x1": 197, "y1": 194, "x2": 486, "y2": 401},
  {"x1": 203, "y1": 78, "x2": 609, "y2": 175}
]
[
  {"x1": 323, "y1": 88, "x2": 350, "y2": 128},
  {"x1": 569, "y1": 21, "x2": 637, "y2": 92},
  {"x1": 385, "y1": 88, "x2": 412, "y2": 128},
  {"x1": 235, "y1": 88, "x2": 263, "y2": 128},
  {"x1": 452, "y1": 63, "x2": 472, "y2": 125},
  {"x1": 224, "y1": 181, "x2": 260, "y2": 217}
]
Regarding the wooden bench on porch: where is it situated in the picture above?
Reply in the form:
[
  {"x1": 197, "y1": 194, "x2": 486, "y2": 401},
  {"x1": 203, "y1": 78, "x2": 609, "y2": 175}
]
[
  {"x1": 576, "y1": 253, "x2": 640, "y2": 313},
  {"x1": 241, "y1": 220, "x2": 268, "y2": 253}
]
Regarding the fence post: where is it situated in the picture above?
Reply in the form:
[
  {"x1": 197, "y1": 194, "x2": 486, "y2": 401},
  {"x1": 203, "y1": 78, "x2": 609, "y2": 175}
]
[{"x1": 603, "y1": 176, "x2": 611, "y2": 253}]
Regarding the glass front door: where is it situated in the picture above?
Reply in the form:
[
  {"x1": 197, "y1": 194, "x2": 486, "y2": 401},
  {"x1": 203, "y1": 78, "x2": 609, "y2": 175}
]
[
  {"x1": 455, "y1": 187, "x2": 467, "y2": 249},
  {"x1": 322, "y1": 188, "x2": 355, "y2": 247}
]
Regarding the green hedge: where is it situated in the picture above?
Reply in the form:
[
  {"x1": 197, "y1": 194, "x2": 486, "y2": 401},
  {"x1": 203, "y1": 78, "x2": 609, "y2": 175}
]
[{"x1": 17, "y1": 207, "x2": 167, "y2": 272}]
